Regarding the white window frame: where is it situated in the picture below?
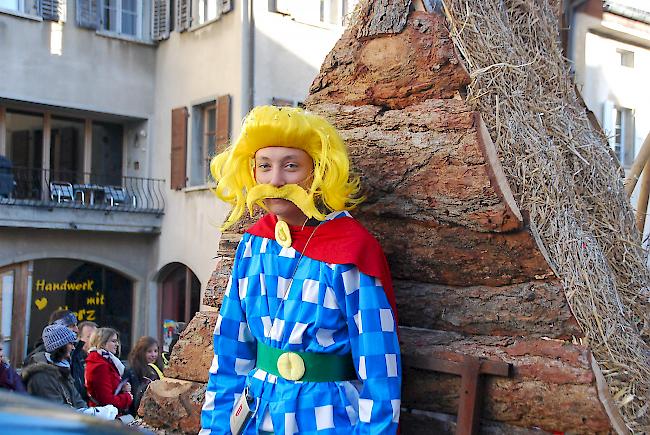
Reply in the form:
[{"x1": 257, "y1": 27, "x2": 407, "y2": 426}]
[
  {"x1": 0, "y1": 0, "x2": 39, "y2": 18},
  {"x1": 604, "y1": 101, "x2": 635, "y2": 168},
  {"x1": 272, "y1": 0, "x2": 357, "y2": 28},
  {"x1": 190, "y1": 100, "x2": 217, "y2": 186},
  {"x1": 198, "y1": 0, "x2": 217, "y2": 24},
  {"x1": 614, "y1": 107, "x2": 634, "y2": 167},
  {"x1": 101, "y1": 0, "x2": 143, "y2": 38}
]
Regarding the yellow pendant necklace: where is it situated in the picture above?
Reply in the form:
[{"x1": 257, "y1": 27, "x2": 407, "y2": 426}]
[{"x1": 274, "y1": 217, "x2": 309, "y2": 248}]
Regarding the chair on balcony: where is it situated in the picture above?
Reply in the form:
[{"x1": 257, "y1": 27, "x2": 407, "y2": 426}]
[
  {"x1": 50, "y1": 182, "x2": 84, "y2": 203},
  {"x1": 104, "y1": 186, "x2": 136, "y2": 207}
]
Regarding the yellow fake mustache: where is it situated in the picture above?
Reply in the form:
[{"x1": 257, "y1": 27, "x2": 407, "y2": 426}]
[{"x1": 246, "y1": 184, "x2": 326, "y2": 221}]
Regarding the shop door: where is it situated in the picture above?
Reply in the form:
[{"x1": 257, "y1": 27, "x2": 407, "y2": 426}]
[{"x1": 159, "y1": 264, "x2": 200, "y2": 354}]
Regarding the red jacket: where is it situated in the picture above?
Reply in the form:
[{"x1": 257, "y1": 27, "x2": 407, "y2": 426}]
[{"x1": 84, "y1": 350, "x2": 132, "y2": 412}]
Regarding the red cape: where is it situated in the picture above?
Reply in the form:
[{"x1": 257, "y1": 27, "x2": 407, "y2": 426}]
[{"x1": 246, "y1": 214, "x2": 398, "y2": 321}]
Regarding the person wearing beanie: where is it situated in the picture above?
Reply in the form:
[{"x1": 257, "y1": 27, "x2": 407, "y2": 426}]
[
  {"x1": 53, "y1": 312, "x2": 79, "y2": 331},
  {"x1": 22, "y1": 324, "x2": 117, "y2": 420},
  {"x1": 23, "y1": 310, "x2": 79, "y2": 367}
]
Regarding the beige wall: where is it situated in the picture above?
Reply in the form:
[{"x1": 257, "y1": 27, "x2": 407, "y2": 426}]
[
  {"x1": 151, "y1": 11, "x2": 241, "y2": 305},
  {"x1": 253, "y1": 2, "x2": 345, "y2": 106},
  {"x1": 0, "y1": 9, "x2": 156, "y2": 118}
]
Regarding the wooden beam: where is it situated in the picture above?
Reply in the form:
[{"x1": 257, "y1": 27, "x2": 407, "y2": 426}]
[
  {"x1": 624, "y1": 130, "x2": 650, "y2": 197},
  {"x1": 402, "y1": 352, "x2": 511, "y2": 435},
  {"x1": 10, "y1": 262, "x2": 29, "y2": 368},
  {"x1": 636, "y1": 159, "x2": 650, "y2": 232},
  {"x1": 457, "y1": 355, "x2": 482, "y2": 435}
]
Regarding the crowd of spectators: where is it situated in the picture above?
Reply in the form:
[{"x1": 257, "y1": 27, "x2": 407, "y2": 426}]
[{"x1": 0, "y1": 309, "x2": 165, "y2": 424}]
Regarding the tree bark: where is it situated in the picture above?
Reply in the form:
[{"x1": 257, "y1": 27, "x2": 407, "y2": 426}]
[
  {"x1": 400, "y1": 327, "x2": 611, "y2": 434},
  {"x1": 395, "y1": 279, "x2": 581, "y2": 338}
]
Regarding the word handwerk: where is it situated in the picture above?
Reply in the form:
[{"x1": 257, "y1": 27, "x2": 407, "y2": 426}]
[{"x1": 35, "y1": 279, "x2": 95, "y2": 291}]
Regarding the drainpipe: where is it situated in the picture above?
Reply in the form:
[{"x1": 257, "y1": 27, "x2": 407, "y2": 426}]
[{"x1": 241, "y1": 0, "x2": 254, "y2": 119}]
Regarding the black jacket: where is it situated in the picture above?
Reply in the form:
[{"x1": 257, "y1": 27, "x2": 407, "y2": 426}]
[
  {"x1": 122, "y1": 364, "x2": 161, "y2": 416},
  {"x1": 22, "y1": 362, "x2": 87, "y2": 409},
  {"x1": 70, "y1": 341, "x2": 89, "y2": 401}
]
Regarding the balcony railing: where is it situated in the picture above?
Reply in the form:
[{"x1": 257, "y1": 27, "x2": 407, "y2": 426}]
[{"x1": 0, "y1": 167, "x2": 165, "y2": 214}]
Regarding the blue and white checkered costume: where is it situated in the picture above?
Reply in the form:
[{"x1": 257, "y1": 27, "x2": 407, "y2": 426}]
[{"x1": 201, "y1": 212, "x2": 401, "y2": 434}]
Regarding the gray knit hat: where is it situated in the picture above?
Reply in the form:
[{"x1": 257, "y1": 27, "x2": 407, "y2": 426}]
[
  {"x1": 53, "y1": 312, "x2": 78, "y2": 328},
  {"x1": 42, "y1": 323, "x2": 77, "y2": 352}
]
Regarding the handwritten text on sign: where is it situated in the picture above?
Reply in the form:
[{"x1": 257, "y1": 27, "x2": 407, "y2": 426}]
[{"x1": 34, "y1": 279, "x2": 106, "y2": 321}]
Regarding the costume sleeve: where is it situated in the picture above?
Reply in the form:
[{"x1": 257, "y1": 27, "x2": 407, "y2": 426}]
[
  {"x1": 201, "y1": 237, "x2": 257, "y2": 434},
  {"x1": 341, "y1": 266, "x2": 401, "y2": 434},
  {"x1": 87, "y1": 360, "x2": 132, "y2": 411}
]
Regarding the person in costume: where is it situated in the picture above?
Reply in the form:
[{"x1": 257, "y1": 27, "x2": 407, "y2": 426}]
[{"x1": 200, "y1": 106, "x2": 401, "y2": 434}]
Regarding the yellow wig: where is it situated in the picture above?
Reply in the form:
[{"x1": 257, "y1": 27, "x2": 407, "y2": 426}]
[{"x1": 211, "y1": 105, "x2": 363, "y2": 230}]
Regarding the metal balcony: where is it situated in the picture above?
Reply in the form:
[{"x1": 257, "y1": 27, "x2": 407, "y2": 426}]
[{"x1": 0, "y1": 166, "x2": 165, "y2": 233}]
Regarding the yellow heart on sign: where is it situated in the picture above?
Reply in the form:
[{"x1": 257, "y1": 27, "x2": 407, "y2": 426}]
[{"x1": 35, "y1": 297, "x2": 48, "y2": 310}]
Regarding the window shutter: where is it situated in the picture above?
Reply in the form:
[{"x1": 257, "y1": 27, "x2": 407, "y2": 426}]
[
  {"x1": 42, "y1": 0, "x2": 66, "y2": 21},
  {"x1": 76, "y1": 0, "x2": 99, "y2": 29},
  {"x1": 175, "y1": 0, "x2": 191, "y2": 32},
  {"x1": 152, "y1": 0, "x2": 170, "y2": 40},
  {"x1": 222, "y1": 0, "x2": 232, "y2": 14},
  {"x1": 171, "y1": 107, "x2": 189, "y2": 190},
  {"x1": 216, "y1": 95, "x2": 231, "y2": 153}
]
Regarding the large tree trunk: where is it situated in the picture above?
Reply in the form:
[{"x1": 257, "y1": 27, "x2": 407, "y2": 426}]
[{"x1": 141, "y1": 1, "x2": 629, "y2": 433}]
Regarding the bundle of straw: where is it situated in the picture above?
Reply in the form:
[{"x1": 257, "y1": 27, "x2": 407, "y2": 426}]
[{"x1": 440, "y1": 0, "x2": 650, "y2": 432}]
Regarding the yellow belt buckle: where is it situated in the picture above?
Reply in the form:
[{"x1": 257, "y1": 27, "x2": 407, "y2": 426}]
[{"x1": 277, "y1": 352, "x2": 305, "y2": 381}]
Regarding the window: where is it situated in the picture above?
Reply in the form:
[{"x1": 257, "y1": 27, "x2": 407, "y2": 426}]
[
  {"x1": 189, "y1": 95, "x2": 229, "y2": 186},
  {"x1": 29, "y1": 259, "x2": 134, "y2": 355},
  {"x1": 91, "y1": 121, "x2": 124, "y2": 185},
  {"x1": 50, "y1": 117, "x2": 85, "y2": 184},
  {"x1": 0, "y1": 0, "x2": 39, "y2": 15},
  {"x1": 617, "y1": 48, "x2": 634, "y2": 68},
  {"x1": 5, "y1": 111, "x2": 44, "y2": 200},
  {"x1": 272, "y1": 0, "x2": 357, "y2": 26},
  {"x1": 603, "y1": 102, "x2": 635, "y2": 168},
  {"x1": 198, "y1": 0, "x2": 217, "y2": 23},
  {"x1": 200, "y1": 102, "x2": 217, "y2": 181},
  {"x1": 613, "y1": 107, "x2": 635, "y2": 167},
  {"x1": 101, "y1": 0, "x2": 141, "y2": 37}
]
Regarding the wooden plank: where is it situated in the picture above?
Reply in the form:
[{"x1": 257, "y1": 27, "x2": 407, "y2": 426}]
[
  {"x1": 403, "y1": 353, "x2": 511, "y2": 377},
  {"x1": 624, "y1": 130, "x2": 650, "y2": 197},
  {"x1": 216, "y1": 95, "x2": 231, "y2": 153},
  {"x1": 457, "y1": 355, "x2": 482, "y2": 435},
  {"x1": 170, "y1": 107, "x2": 188, "y2": 190},
  {"x1": 636, "y1": 159, "x2": 650, "y2": 232},
  {"x1": 10, "y1": 262, "x2": 29, "y2": 368}
]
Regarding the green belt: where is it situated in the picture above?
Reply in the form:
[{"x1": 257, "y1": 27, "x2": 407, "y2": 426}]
[{"x1": 256, "y1": 341, "x2": 357, "y2": 383}]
